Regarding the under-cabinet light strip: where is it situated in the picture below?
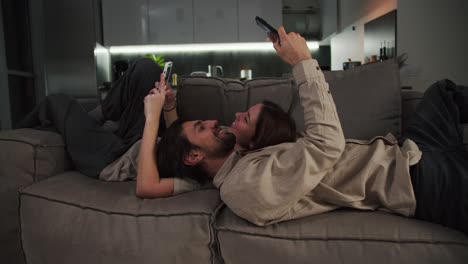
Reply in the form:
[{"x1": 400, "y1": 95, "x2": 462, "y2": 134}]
[{"x1": 108, "y1": 41, "x2": 319, "y2": 54}]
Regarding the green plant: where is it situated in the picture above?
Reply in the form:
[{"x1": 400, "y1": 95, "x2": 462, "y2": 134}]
[{"x1": 145, "y1": 54, "x2": 165, "y2": 67}]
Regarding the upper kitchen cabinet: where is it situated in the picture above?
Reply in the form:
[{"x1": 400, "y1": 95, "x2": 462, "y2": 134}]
[
  {"x1": 320, "y1": 0, "x2": 338, "y2": 39},
  {"x1": 101, "y1": 0, "x2": 283, "y2": 45},
  {"x1": 238, "y1": 0, "x2": 282, "y2": 42},
  {"x1": 148, "y1": 0, "x2": 194, "y2": 44},
  {"x1": 102, "y1": 0, "x2": 148, "y2": 46},
  {"x1": 193, "y1": 0, "x2": 238, "y2": 43}
]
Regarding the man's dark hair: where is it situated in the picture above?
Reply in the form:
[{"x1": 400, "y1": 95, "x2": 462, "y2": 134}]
[
  {"x1": 250, "y1": 100, "x2": 297, "y2": 150},
  {"x1": 156, "y1": 119, "x2": 210, "y2": 184}
]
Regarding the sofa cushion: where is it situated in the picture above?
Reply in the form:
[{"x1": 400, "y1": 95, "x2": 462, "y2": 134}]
[
  {"x1": 0, "y1": 128, "x2": 71, "y2": 189},
  {"x1": 0, "y1": 128, "x2": 71, "y2": 264},
  {"x1": 177, "y1": 77, "x2": 240, "y2": 126},
  {"x1": 177, "y1": 76, "x2": 302, "y2": 130},
  {"x1": 324, "y1": 59, "x2": 401, "y2": 139},
  {"x1": 19, "y1": 172, "x2": 222, "y2": 264},
  {"x1": 215, "y1": 207, "x2": 468, "y2": 264},
  {"x1": 178, "y1": 60, "x2": 401, "y2": 140}
]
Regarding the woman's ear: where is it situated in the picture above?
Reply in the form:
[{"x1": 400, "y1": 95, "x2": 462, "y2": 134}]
[{"x1": 183, "y1": 150, "x2": 204, "y2": 166}]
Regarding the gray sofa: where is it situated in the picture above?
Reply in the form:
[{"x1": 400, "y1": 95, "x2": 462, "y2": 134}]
[{"x1": 1, "y1": 60, "x2": 468, "y2": 264}]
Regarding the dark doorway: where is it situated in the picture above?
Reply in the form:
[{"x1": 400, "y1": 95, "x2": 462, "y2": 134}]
[{"x1": 1, "y1": 0, "x2": 35, "y2": 128}]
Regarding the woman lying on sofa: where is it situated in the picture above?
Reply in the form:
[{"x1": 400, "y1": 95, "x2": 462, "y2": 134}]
[{"x1": 139, "y1": 27, "x2": 468, "y2": 236}]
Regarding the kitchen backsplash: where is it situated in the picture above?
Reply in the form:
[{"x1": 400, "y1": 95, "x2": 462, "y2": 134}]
[{"x1": 100, "y1": 46, "x2": 330, "y2": 84}]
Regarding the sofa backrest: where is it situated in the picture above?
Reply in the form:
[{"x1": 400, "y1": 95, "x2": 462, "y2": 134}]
[
  {"x1": 324, "y1": 59, "x2": 401, "y2": 139},
  {"x1": 177, "y1": 59, "x2": 401, "y2": 140},
  {"x1": 177, "y1": 76, "x2": 302, "y2": 128}
]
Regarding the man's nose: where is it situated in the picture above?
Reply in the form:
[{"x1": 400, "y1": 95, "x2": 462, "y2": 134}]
[
  {"x1": 235, "y1": 112, "x2": 244, "y2": 120},
  {"x1": 205, "y1": 120, "x2": 218, "y2": 128}
]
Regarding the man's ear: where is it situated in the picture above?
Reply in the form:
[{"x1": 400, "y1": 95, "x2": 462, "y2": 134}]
[{"x1": 183, "y1": 150, "x2": 204, "y2": 166}]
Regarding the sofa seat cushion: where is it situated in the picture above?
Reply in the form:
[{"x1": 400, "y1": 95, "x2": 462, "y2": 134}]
[
  {"x1": 19, "y1": 172, "x2": 221, "y2": 264},
  {"x1": 215, "y1": 208, "x2": 468, "y2": 264}
]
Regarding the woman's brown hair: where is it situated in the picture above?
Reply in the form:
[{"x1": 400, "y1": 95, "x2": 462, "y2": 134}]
[{"x1": 249, "y1": 100, "x2": 297, "y2": 150}]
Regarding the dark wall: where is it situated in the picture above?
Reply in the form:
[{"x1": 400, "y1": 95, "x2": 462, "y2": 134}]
[
  {"x1": 40, "y1": 0, "x2": 99, "y2": 98},
  {"x1": 28, "y1": 0, "x2": 103, "y2": 104},
  {"x1": 1, "y1": 0, "x2": 34, "y2": 128}
]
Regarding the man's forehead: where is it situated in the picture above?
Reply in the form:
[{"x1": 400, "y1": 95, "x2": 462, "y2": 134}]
[
  {"x1": 182, "y1": 121, "x2": 194, "y2": 133},
  {"x1": 183, "y1": 120, "x2": 200, "y2": 129},
  {"x1": 182, "y1": 120, "x2": 203, "y2": 137},
  {"x1": 180, "y1": 121, "x2": 195, "y2": 143}
]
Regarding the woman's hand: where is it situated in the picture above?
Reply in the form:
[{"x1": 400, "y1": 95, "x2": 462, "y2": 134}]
[
  {"x1": 144, "y1": 73, "x2": 166, "y2": 122},
  {"x1": 157, "y1": 78, "x2": 179, "y2": 128},
  {"x1": 272, "y1": 26, "x2": 312, "y2": 66},
  {"x1": 137, "y1": 72, "x2": 175, "y2": 198},
  {"x1": 154, "y1": 81, "x2": 176, "y2": 111}
]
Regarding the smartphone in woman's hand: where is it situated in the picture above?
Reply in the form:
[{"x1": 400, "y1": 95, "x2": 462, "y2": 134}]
[
  {"x1": 255, "y1": 16, "x2": 280, "y2": 44},
  {"x1": 162, "y1": 61, "x2": 173, "y2": 87}
]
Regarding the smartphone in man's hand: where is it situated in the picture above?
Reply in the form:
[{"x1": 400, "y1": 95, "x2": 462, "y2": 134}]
[
  {"x1": 162, "y1": 61, "x2": 173, "y2": 86},
  {"x1": 255, "y1": 16, "x2": 280, "y2": 44}
]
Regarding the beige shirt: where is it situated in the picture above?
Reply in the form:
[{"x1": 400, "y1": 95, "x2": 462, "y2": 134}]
[{"x1": 212, "y1": 59, "x2": 421, "y2": 226}]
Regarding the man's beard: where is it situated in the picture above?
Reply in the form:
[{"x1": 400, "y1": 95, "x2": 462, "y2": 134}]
[{"x1": 207, "y1": 128, "x2": 236, "y2": 158}]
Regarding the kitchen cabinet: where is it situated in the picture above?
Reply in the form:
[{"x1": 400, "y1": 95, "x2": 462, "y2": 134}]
[
  {"x1": 148, "y1": 0, "x2": 194, "y2": 44},
  {"x1": 238, "y1": 0, "x2": 282, "y2": 42},
  {"x1": 102, "y1": 0, "x2": 282, "y2": 45},
  {"x1": 102, "y1": 0, "x2": 148, "y2": 46},
  {"x1": 320, "y1": 0, "x2": 338, "y2": 39},
  {"x1": 193, "y1": 0, "x2": 238, "y2": 43}
]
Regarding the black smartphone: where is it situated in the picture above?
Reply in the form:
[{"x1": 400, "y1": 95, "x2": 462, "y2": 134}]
[{"x1": 255, "y1": 16, "x2": 280, "y2": 44}]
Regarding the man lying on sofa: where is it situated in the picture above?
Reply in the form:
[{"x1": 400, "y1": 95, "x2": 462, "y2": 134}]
[{"x1": 137, "y1": 26, "x2": 468, "y2": 236}]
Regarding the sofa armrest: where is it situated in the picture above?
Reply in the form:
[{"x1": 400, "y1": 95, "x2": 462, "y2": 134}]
[
  {"x1": 0, "y1": 128, "x2": 72, "y2": 263},
  {"x1": 0, "y1": 128, "x2": 72, "y2": 191}
]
